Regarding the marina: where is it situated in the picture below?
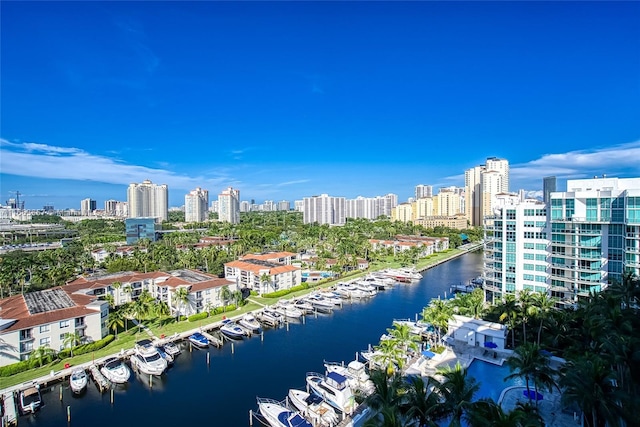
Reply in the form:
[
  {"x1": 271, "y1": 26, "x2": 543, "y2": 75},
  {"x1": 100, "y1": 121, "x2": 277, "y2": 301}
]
[{"x1": 1, "y1": 252, "x2": 482, "y2": 427}]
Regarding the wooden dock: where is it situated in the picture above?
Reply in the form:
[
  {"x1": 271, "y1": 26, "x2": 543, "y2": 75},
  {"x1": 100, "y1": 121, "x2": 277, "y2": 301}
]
[
  {"x1": 2, "y1": 393, "x2": 17, "y2": 426},
  {"x1": 201, "y1": 331, "x2": 223, "y2": 348},
  {"x1": 89, "y1": 364, "x2": 110, "y2": 392},
  {"x1": 255, "y1": 312, "x2": 279, "y2": 328}
]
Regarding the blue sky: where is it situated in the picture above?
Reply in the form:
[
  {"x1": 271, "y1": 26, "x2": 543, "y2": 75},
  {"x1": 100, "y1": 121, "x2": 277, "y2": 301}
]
[{"x1": 1, "y1": 1, "x2": 639, "y2": 210}]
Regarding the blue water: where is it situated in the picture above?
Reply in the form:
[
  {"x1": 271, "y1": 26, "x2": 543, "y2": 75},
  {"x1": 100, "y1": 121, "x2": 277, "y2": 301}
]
[
  {"x1": 17, "y1": 252, "x2": 483, "y2": 427},
  {"x1": 466, "y1": 358, "x2": 523, "y2": 402}
]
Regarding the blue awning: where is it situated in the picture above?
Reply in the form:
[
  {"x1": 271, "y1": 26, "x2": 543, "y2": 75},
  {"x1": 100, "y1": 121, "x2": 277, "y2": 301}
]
[{"x1": 421, "y1": 350, "x2": 436, "y2": 359}]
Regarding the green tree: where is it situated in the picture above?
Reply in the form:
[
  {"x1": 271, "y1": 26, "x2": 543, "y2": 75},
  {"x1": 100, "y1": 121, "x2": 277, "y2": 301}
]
[
  {"x1": 434, "y1": 362, "x2": 480, "y2": 427},
  {"x1": 63, "y1": 331, "x2": 83, "y2": 357},
  {"x1": 106, "y1": 310, "x2": 125, "y2": 338},
  {"x1": 505, "y1": 343, "x2": 556, "y2": 408},
  {"x1": 499, "y1": 295, "x2": 520, "y2": 349},
  {"x1": 173, "y1": 286, "x2": 190, "y2": 318}
]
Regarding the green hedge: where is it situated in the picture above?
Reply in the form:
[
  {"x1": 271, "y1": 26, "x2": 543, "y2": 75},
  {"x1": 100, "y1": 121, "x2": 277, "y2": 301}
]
[
  {"x1": 188, "y1": 312, "x2": 209, "y2": 322},
  {"x1": 0, "y1": 360, "x2": 34, "y2": 377},
  {"x1": 67, "y1": 334, "x2": 115, "y2": 357},
  {"x1": 262, "y1": 283, "x2": 309, "y2": 298}
]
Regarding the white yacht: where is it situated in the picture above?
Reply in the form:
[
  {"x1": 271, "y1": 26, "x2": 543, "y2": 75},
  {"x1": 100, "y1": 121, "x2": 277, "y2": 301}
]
[
  {"x1": 100, "y1": 357, "x2": 131, "y2": 384},
  {"x1": 288, "y1": 389, "x2": 339, "y2": 427},
  {"x1": 69, "y1": 368, "x2": 88, "y2": 394},
  {"x1": 239, "y1": 313, "x2": 263, "y2": 333},
  {"x1": 257, "y1": 397, "x2": 313, "y2": 427},
  {"x1": 306, "y1": 371, "x2": 356, "y2": 415},
  {"x1": 293, "y1": 299, "x2": 315, "y2": 314},
  {"x1": 324, "y1": 359, "x2": 375, "y2": 397},
  {"x1": 130, "y1": 340, "x2": 168, "y2": 375},
  {"x1": 350, "y1": 281, "x2": 378, "y2": 296},
  {"x1": 18, "y1": 384, "x2": 42, "y2": 415},
  {"x1": 304, "y1": 294, "x2": 334, "y2": 312},
  {"x1": 335, "y1": 283, "x2": 369, "y2": 299},
  {"x1": 273, "y1": 302, "x2": 304, "y2": 319}
]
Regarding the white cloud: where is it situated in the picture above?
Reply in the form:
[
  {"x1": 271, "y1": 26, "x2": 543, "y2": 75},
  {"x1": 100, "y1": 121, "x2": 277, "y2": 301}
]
[
  {"x1": 0, "y1": 139, "x2": 229, "y2": 191},
  {"x1": 511, "y1": 140, "x2": 640, "y2": 185}
]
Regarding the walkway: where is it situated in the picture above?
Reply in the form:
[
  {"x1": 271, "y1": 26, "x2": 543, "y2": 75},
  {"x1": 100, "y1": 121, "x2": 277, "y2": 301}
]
[{"x1": 130, "y1": 319, "x2": 158, "y2": 340}]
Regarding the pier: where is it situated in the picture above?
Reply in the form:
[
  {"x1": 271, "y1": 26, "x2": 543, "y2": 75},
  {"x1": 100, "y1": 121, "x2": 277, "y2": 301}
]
[
  {"x1": 200, "y1": 331, "x2": 223, "y2": 348},
  {"x1": 88, "y1": 365, "x2": 110, "y2": 392}
]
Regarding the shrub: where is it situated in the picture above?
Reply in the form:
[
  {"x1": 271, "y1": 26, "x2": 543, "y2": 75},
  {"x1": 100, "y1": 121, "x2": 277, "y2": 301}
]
[
  {"x1": 71, "y1": 334, "x2": 115, "y2": 357},
  {"x1": 179, "y1": 315, "x2": 187, "y2": 321},
  {"x1": 188, "y1": 312, "x2": 209, "y2": 322},
  {"x1": 0, "y1": 360, "x2": 33, "y2": 377},
  {"x1": 262, "y1": 283, "x2": 309, "y2": 298}
]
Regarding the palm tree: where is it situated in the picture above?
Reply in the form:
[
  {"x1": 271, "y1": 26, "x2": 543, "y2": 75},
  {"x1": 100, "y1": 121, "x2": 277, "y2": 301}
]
[
  {"x1": 259, "y1": 273, "x2": 271, "y2": 295},
  {"x1": 434, "y1": 362, "x2": 480, "y2": 427},
  {"x1": 364, "y1": 369, "x2": 408, "y2": 426},
  {"x1": 464, "y1": 399, "x2": 543, "y2": 427},
  {"x1": 560, "y1": 354, "x2": 625, "y2": 427},
  {"x1": 499, "y1": 294, "x2": 520, "y2": 349},
  {"x1": 373, "y1": 339, "x2": 406, "y2": 375},
  {"x1": 387, "y1": 322, "x2": 421, "y2": 353},
  {"x1": 532, "y1": 292, "x2": 556, "y2": 346},
  {"x1": 63, "y1": 331, "x2": 83, "y2": 357},
  {"x1": 220, "y1": 285, "x2": 232, "y2": 309},
  {"x1": 517, "y1": 289, "x2": 537, "y2": 344},
  {"x1": 505, "y1": 343, "x2": 556, "y2": 408},
  {"x1": 173, "y1": 286, "x2": 190, "y2": 318},
  {"x1": 403, "y1": 375, "x2": 440, "y2": 427},
  {"x1": 422, "y1": 298, "x2": 454, "y2": 344},
  {"x1": 29, "y1": 345, "x2": 56, "y2": 368},
  {"x1": 106, "y1": 310, "x2": 125, "y2": 338}
]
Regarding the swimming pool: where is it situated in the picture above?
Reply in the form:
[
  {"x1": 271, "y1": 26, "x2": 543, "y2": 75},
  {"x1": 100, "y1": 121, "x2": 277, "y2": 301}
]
[{"x1": 466, "y1": 358, "x2": 524, "y2": 402}]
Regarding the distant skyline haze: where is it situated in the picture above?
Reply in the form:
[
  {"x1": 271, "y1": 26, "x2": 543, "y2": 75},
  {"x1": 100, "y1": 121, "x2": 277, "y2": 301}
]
[{"x1": 1, "y1": 1, "x2": 639, "y2": 209}]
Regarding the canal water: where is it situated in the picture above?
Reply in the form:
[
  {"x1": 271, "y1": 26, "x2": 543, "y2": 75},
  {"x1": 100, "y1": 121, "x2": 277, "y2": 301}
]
[{"x1": 20, "y1": 252, "x2": 482, "y2": 427}]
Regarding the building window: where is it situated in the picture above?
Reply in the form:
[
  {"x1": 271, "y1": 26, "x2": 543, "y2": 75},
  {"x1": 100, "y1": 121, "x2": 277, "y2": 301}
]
[
  {"x1": 39, "y1": 324, "x2": 50, "y2": 333},
  {"x1": 60, "y1": 320, "x2": 70, "y2": 328},
  {"x1": 40, "y1": 337, "x2": 51, "y2": 346}
]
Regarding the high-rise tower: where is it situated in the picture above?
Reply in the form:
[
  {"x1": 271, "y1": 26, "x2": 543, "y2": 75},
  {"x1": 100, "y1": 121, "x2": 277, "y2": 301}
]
[{"x1": 127, "y1": 179, "x2": 168, "y2": 222}]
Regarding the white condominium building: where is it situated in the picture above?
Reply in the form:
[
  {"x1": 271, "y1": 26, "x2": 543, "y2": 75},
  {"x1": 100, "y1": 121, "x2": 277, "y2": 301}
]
[
  {"x1": 548, "y1": 177, "x2": 640, "y2": 306},
  {"x1": 185, "y1": 187, "x2": 209, "y2": 223},
  {"x1": 303, "y1": 194, "x2": 346, "y2": 225},
  {"x1": 465, "y1": 157, "x2": 509, "y2": 226},
  {"x1": 218, "y1": 187, "x2": 240, "y2": 224},
  {"x1": 415, "y1": 184, "x2": 433, "y2": 200},
  {"x1": 127, "y1": 179, "x2": 168, "y2": 222},
  {"x1": 483, "y1": 194, "x2": 549, "y2": 303}
]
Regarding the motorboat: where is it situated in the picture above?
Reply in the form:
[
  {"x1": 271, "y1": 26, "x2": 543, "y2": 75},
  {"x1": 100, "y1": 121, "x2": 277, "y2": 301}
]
[
  {"x1": 18, "y1": 384, "x2": 42, "y2": 414},
  {"x1": 359, "y1": 274, "x2": 395, "y2": 289},
  {"x1": 130, "y1": 340, "x2": 168, "y2": 375},
  {"x1": 324, "y1": 359, "x2": 375, "y2": 397},
  {"x1": 188, "y1": 332, "x2": 209, "y2": 348},
  {"x1": 257, "y1": 397, "x2": 313, "y2": 427},
  {"x1": 293, "y1": 299, "x2": 314, "y2": 314},
  {"x1": 273, "y1": 302, "x2": 304, "y2": 319},
  {"x1": 287, "y1": 388, "x2": 339, "y2": 427},
  {"x1": 220, "y1": 319, "x2": 246, "y2": 339},
  {"x1": 156, "y1": 345, "x2": 174, "y2": 364},
  {"x1": 161, "y1": 341, "x2": 181, "y2": 357},
  {"x1": 335, "y1": 283, "x2": 369, "y2": 299},
  {"x1": 379, "y1": 268, "x2": 422, "y2": 282},
  {"x1": 261, "y1": 308, "x2": 285, "y2": 325},
  {"x1": 317, "y1": 290, "x2": 344, "y2": 305},
  {"x1": 239, "y1": 313, "x2": 262, "y2": 333},
  {"x1": 100, "y1": 357, "x2": 131, "y2": 384},
  {"x1": 69, "y1": 368, "x2": 88, "y2": 394},
  {"x1": 306, "y1": 371, "x2": 356, "y2": 415},
  {"x1": 304, "y1": 294, "x2": 334, "y2": 312},
  {"x1": 350, "y1": 281, "x2": 378, "y2": 297}
]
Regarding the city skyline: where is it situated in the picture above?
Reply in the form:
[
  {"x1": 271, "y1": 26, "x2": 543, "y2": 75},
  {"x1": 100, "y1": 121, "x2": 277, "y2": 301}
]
[{"x1": 1, "y1": 1, "x2": 639, "y2": 209}]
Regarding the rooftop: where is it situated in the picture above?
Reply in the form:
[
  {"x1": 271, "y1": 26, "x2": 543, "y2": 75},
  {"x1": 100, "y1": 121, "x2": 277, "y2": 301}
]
[{"x1": 24, "y1": 288, "x2": 75, "y2": 315}]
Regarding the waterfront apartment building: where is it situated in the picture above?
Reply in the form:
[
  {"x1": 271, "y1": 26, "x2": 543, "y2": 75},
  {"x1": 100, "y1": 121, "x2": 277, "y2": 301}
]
[
  {"x1": 224, "y1": 256, "x2": 301, "y2": 295},
  {"x1": 127, "y1": 179, "x2": 168, "y2": 222},
  {"x1": 185, "y1": 187, "x2": 209, "y2": 223},
  {"x1": 218, "y1": 187, "x2": 240, "y2": 224},
  {"x1": 0, "y1": 288, "x2": 108, "y2": 367},
  {"x1": 465, "y1": 157, "x2": 509, "y2": 226},
  {"x1": 548, "y1": 177, "x2": 640, "y2": 306},
  {"x1": 483, "y1": 194, "x2": 549, "y2": 303},
  {"x1": 80, "y1": 198, "x2": 96, "y2": 215},
  {"x1": 303, "y1": 194, "x2": 346, "y2": 225}
]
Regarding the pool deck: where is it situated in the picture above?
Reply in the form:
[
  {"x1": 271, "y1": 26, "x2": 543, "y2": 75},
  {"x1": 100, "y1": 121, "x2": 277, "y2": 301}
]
[{"x1": 412, "y1": 341, "x2": 579, "y2": 427}]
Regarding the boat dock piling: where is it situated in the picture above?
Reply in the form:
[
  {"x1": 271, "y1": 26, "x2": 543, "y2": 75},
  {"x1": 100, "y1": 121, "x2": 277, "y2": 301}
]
[{"x1": 88, "y1": 364, "x2": 110, "y2": 392}]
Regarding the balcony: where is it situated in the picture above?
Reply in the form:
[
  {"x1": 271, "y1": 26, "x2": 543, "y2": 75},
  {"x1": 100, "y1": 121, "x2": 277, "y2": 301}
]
[{"x1": 19, "y1": 332, "x2": 34, "y2": 342}]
